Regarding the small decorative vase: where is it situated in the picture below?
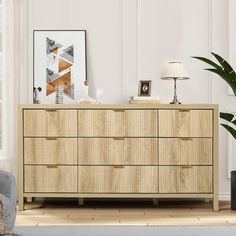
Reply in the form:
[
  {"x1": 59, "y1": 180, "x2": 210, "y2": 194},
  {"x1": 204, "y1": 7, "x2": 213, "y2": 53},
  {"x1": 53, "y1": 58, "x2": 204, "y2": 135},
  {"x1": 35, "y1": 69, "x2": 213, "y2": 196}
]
[
  {"x1": 55, "y1": 85, "x2": 64, "y2": 104},
  {"x1": 77, "y1": 81, "x2": 96, "y2": 104},
  {"x1": 33, "y1": 87, "x2": 42, "y2": 104}
]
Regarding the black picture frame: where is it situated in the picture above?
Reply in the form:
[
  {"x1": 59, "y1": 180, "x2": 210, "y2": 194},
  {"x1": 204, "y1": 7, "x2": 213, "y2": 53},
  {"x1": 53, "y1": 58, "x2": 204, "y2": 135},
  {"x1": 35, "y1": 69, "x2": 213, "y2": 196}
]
[{"x1": 138, "y1": 80, "x2": 152, "y2": 96}]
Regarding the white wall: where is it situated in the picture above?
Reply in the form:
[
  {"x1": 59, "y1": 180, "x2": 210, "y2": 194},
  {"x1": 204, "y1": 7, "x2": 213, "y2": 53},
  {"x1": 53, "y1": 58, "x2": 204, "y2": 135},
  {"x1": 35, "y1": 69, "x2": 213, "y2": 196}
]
[{"x1": 20, "y1": 0, "x2": 233, "y2": 199}]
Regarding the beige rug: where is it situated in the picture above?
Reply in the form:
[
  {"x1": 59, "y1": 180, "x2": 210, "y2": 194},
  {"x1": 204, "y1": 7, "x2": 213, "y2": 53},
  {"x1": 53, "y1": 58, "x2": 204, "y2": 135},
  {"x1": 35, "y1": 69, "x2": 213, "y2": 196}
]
[{"x1": 13, "y1": 226, "x2": 236, "y2": 236}]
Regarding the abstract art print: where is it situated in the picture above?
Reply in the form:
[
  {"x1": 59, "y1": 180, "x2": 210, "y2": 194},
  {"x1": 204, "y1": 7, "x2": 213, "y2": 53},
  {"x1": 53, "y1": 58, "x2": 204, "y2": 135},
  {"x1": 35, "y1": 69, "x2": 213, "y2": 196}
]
[{"x1": 34, "y1": 30, "x2": 87, "y2": 104}]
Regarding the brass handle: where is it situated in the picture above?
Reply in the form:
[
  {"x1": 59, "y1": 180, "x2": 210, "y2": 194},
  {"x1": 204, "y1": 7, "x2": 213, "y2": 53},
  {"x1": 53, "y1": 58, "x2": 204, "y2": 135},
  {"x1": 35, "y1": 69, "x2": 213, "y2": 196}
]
[
  {"x1": 113, "y1": 109, "x2": 125, "y2": 112},
  {"x1": 46, "y1": 164, "x2": 58, "y2": 168},
  {"x1": 45, "y1": 109, "x2": 57, "y2": 112},
  {"x1": 46, "y1": 137, "x2": 57, "y2": 140},
  {"x1": 180, "y1": 165, "x2": 193, "y2": 169},
  {"x1": 179, "y1": 109, "x2": 190, "y2": 112},
  {"x1": 113, "y1": 137, "x2": 125, "y2": 141},
  {"x1": 113, "y1": 165, "x2": 125, "y2": 169},
  {"x1": 181, "y1": 138, "x2": 193, "y2": 141}
]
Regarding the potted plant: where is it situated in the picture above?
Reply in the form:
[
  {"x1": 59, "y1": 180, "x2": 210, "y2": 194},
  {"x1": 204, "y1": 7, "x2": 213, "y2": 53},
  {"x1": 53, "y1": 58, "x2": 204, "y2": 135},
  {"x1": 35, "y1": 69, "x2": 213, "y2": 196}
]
[{"x1": 193, "y1": 52, "x2": 236, "y2": 210}]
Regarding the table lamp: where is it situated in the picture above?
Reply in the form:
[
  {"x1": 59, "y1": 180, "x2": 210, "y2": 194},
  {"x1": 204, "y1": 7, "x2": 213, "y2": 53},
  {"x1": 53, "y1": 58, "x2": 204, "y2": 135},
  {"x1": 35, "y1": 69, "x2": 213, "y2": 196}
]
[{"x1": 161, "y1": 62, "x2": 190, "y2": 104}]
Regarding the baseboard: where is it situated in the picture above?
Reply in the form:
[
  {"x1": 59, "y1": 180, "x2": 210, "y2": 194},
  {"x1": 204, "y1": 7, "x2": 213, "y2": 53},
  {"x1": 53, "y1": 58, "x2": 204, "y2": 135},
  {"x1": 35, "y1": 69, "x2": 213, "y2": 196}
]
[{"x1": 219, "y1": 192, "x2": 230, "y2": 201}]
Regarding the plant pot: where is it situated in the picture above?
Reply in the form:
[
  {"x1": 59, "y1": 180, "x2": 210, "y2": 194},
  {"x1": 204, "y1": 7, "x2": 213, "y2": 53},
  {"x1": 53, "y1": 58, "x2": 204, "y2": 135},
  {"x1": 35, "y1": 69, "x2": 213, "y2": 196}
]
[{"x1": 231, "y1": 171, "x2": 236, "y2": 210}]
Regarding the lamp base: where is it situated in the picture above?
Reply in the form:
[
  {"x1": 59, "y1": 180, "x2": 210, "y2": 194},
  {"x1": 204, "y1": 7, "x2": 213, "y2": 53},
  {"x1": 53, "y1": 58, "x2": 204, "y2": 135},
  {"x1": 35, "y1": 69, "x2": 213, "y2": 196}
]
[{"x1": 169, "y1": 98, "x2": 181, "y2": 104}]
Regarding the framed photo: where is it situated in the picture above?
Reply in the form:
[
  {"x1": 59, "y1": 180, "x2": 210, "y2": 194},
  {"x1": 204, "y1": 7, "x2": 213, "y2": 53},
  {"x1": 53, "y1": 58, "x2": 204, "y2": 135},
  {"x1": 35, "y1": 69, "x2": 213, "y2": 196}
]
[
  {"x1": 138, "y1": 80, "x2": 152, "y2": 96},
  {"x1": 33, "y1": 30, "x2": 87, "y2": 104}
]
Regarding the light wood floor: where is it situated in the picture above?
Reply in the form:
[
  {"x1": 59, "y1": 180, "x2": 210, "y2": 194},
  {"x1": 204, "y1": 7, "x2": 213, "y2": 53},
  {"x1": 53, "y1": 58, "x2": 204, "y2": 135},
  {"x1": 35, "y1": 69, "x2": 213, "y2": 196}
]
[{"x1": 16, "y1": 200, "x2": 236, "y2": 226}]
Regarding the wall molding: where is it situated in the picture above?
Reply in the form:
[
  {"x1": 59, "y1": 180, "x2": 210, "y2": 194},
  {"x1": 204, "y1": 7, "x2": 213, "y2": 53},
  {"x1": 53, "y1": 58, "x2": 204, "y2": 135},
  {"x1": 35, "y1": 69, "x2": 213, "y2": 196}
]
[
  {"x1": 136, "y1": 0, "x2": 216, "y2": 102},
  {"x1": 208, "y1": 0, "x2": 215, "y2": 104},
  {"x1": 122, "y1": 0, "x2": 138, "y2": 100},
  {"x1": 122, "y1": 0, "x2": 125, "y2": 100},
  {"x1": 27, "y1": 0, "x2": 33, "y2": 103},
  {"x1": 219, "y1": 192, "x2": 230, "y2": 201},
  {"x1": 227, "y1": 0, "x2": 236, "y2": 179},
  {"x1": 228, "y1": 0, "x2": 235, "y2": 95},
  {"x1": 228, "y1": 0, "x2": 236, "y2": 68},
  {"x1": 137, "y1": 0, "x2": 142, "y2": 82}
]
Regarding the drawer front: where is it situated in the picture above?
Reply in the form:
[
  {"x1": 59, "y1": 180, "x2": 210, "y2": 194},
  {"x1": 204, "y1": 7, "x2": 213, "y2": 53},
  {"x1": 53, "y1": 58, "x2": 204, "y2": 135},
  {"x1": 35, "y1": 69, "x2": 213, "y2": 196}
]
[
  {"x1": 159, "y1": 110, "x2": 212, "y2": 137},
  {"x1": 24, "y1": 166, "x2": 77, "y2": 193},
  {"x1": 159, "y1": 138, "x2": 212, "y2": 165},
  {"x1": 78, "y1": 109, "x2": 158, "y2": 137},
  {"x1": 24, "y1": 109, "x2": 77, "y2": 137},
  {"x1": 78, "y1": 138, "x2": 158, "y2": 165},
  {"x1": 159, "y1": 166, "x2": 212, "y2": 193},
  {"x1": 78, "y1": 166, "x2": 158, "y2": 193},
  {"x1": 24, "y1": 138, "x2": 77, "y2": 165}
]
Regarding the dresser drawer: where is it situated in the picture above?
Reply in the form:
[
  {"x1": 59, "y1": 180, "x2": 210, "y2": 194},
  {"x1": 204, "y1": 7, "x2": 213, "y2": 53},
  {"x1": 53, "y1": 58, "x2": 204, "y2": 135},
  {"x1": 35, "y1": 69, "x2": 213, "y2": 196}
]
[
  {"x1": 159, "y1": 110, "x2": 212, "y2": 137},
  {"x1": 78, "y1": 109, "x2": 158, "y2": 137},
  {"x1": 78, "y1": 166, "x2": 158, "y2": 193},
  {"x1": 24, "y1": 138, "x2": 77, "y2": 165},
  {"x1": 78, "y1": 138, "x2": 158, "y2": 165},
  {"x1": 159, "y1": 166, "x2": 212, "y2": 193},
  {"x1": 24, "y1": 166, "x2": 77, "y2": 193},
  {"x1": 24, "y1": 109, "x2": 77, "y2": 137},
  {"x1": 159, "y1": 138, "x2": 212, "y2": 165}
]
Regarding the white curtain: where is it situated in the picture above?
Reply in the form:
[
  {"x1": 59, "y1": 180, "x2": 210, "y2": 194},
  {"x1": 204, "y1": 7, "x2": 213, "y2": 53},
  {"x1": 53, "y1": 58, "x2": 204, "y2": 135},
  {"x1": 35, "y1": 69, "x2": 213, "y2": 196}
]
[{"x1": 0, "y1": 0, "x2": 29, "y2": 177}]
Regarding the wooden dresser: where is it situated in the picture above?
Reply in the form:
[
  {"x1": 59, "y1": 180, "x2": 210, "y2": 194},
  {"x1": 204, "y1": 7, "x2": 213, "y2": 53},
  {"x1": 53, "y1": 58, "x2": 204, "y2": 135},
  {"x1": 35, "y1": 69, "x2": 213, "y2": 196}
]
[{"x1": 18, "y1": 104, "x2": 218, "y2": 211}]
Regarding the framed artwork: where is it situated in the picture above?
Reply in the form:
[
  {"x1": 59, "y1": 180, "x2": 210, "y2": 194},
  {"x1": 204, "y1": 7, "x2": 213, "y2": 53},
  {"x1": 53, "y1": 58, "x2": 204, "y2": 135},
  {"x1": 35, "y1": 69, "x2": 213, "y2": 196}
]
[
  {"x1": 33, "y1": 30, "x2": 87, "y2": 104},
  {"x1": 138, "y1": 80, "x2": 152, "y2": 96}
]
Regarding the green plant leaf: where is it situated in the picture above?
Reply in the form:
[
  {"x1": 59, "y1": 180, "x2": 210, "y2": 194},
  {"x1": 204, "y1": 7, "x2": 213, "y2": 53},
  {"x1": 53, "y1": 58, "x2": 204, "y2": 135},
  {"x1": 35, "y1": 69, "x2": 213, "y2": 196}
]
[
  {"x1": 206, "y1": 68, "x2": 236, "y2": 96},
  {"x1": 193, "y1": 53, "x2": 236, "y2": 95},
  {"x1": 193, "y1": 53, "x2": 236, "y2": 139},
  {"x1": 220, "y1": 112, "x2": 234, "y2": 122},
  {"x1": 192, "y1": 56, "x2": 221, "y2": 69},
  {"x1": 231, "y1": 119, "x2": 236, "y2": 126},
  {"x1": 211, "y1": 52, "x2": 236, "y2": 75},
  {"x1": 221, "y1": 124, "x2": 236, "y2": 140}
]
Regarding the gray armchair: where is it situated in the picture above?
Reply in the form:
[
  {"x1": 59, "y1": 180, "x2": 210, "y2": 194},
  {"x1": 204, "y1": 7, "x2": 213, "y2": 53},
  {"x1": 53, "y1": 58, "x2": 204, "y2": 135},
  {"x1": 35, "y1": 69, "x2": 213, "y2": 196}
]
[{"x1": 0, "y1": 170, "x2": 16, "y2": 233}]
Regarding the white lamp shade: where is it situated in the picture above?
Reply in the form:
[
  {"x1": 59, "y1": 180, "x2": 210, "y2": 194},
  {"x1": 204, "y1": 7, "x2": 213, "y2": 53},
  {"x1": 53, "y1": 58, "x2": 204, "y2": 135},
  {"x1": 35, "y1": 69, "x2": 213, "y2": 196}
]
[{"x1": 161, "y1": 62, "x2": 190, "y2": 80}]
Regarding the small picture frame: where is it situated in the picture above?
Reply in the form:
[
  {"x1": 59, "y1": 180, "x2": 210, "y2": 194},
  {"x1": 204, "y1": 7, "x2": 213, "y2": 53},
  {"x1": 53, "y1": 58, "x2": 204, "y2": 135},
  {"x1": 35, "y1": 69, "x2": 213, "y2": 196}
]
[{"x1": 138, "y1": 80, "x2": 152, "y2": 96}]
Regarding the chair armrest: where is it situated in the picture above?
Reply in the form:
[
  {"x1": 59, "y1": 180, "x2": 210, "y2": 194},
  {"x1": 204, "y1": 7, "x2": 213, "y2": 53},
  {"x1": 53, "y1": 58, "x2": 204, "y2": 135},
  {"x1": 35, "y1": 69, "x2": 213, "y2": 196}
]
[
  {"x1": 0, "y1": 171, "x2": 16, "y2": 231},
  {"x1": 0, "y1": 170, "x2": 16, "y2": 205}
]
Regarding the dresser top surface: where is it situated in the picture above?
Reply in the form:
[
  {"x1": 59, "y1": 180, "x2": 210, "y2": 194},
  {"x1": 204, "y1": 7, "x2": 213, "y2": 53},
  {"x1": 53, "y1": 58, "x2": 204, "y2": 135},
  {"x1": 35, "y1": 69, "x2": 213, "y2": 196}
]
[{"x1": 18, "y1": 104, "x2": 218, "y2": 110}]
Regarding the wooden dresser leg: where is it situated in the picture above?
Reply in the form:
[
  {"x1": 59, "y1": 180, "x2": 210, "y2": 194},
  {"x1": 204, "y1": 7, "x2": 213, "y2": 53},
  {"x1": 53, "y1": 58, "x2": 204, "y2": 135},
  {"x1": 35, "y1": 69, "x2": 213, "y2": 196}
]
[
  {"x1": 26, "y1": 197, "x2": 33, "y2": 203},
  {"x1": 78, "y1": 198, "x2": 84, "y2": 206},
  {"x1": 18, "y1": 197, "x2": 24, "y2": 211},
  {"x1": 213, "y1": 198, "x2": 219, "y2": 211},
  {"x1": 204, "y1": 198, "x2": 211, "y2": 203},
  {"x1": 153, "y1": 199, "x2": 159, "y2": 206}
]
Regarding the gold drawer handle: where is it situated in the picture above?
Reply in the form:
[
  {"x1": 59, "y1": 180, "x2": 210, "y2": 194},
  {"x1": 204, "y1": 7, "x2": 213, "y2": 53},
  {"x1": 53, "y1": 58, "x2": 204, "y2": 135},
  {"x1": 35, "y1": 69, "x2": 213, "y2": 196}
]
[
  {"x1": 113, "y1": 109, "x2": 125, "y2": 112},
  {"x1": 46, "y1": 137, "x2": 57, "y2": 140},
  {"x1": 45, "y1": 109, "x2": 57, "y2": 112},
  {"x1": 113, "y1": 165, "x2": 125, "y2": 169},
  {"x1": 113, "y1": 137, "x2": 125, "y2": 141},
  {"x1": 181, "y1": 138, "x2": 193, "y2": 141},
  {"x1": 180, "y1": 165, "x2": 193, "y2": 169},
  {"x1": 46, "y1": 164, "x2": 58, "y2": 168},
  {"x1": 179, "y1": 109, "x2": 191, "y2": 112}
]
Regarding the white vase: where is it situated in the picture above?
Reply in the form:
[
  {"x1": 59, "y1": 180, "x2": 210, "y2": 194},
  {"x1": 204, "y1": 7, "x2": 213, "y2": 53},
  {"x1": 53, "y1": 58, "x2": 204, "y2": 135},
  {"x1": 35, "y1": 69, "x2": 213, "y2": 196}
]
[{"x1": 55, "y1": 85, "x2": 64, "y2": 104}]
